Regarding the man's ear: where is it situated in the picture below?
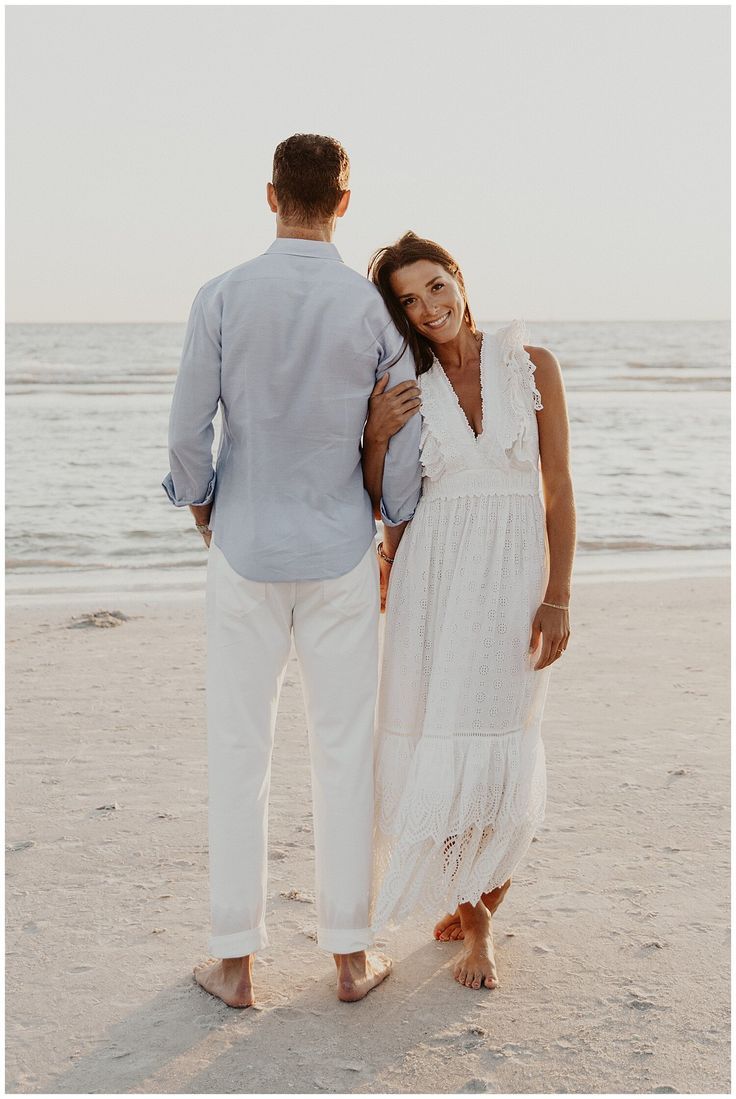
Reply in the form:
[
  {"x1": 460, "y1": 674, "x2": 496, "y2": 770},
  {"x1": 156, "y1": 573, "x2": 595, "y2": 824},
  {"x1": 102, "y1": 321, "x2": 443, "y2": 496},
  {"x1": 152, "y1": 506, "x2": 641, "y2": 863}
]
[
  {"x1": 266, "y1": 182, "x2": 279, "y2": 214},
  {"x1": 335, "y1": 189, "x2": 351, "y2": 218}
]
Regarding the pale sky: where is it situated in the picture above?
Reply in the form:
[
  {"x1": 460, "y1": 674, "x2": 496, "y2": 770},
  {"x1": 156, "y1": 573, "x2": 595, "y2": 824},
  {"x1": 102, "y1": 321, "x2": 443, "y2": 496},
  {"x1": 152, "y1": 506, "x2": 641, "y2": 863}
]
[{"x1": 6, "y1": 4, "x2": 730, "y2": 322}]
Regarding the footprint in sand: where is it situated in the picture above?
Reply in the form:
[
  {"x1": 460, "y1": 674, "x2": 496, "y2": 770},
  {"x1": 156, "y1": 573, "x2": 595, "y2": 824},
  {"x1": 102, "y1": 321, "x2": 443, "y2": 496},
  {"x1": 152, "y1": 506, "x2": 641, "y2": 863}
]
[
  {"x1": 483, "y1": 1042, "x2": 536, "y2": 1062},
  {"x1": 627, "y1": 990, "x2": 659, "y2": 1010},
  {"x1": 428, "y1": 1027, "x2": 488, "y2": 1052},
  {"x1": 269, "y1": 1006, "x2": 310, "y2": 1021}
]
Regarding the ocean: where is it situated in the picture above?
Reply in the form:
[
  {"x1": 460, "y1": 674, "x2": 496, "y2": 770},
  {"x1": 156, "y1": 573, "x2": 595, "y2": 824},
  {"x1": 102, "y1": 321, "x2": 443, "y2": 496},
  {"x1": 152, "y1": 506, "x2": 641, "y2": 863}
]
[{"x1": 5, "y1": 320, "x2": 730, "y2": 599}]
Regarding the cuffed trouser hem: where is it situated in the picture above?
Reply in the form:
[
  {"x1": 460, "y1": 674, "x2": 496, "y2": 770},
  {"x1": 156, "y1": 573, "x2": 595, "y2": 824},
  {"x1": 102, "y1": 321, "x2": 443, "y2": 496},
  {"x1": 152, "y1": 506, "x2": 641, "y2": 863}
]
[
  {"x1": 209, "y1": 924, "x2": 269, "y2": 958},
  {"x1": 317, "y1": 927, "x2": 374, "y2": 954}
]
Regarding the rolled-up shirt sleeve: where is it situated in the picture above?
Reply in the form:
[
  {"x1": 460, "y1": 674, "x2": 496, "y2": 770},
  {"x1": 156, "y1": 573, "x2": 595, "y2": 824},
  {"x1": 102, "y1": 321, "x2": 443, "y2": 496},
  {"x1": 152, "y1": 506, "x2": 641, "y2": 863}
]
[
  {"x1": 375, "y1": 322, "x2": 422, "y2": 526},
  {"x1": 162, "y1": 287, "x2": 222, "y2": 507}
]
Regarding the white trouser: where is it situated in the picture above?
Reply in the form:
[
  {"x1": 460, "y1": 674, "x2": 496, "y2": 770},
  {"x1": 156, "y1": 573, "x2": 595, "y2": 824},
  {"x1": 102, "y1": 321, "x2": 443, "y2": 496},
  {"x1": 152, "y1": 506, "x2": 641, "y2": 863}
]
[{"x1": 205, "y1": 540, "x2": 379, "y2": 958}]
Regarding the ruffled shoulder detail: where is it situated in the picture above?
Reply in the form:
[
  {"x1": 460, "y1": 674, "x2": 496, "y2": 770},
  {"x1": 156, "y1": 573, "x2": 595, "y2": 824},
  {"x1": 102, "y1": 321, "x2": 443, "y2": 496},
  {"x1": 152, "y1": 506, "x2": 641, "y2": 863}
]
[
  {"x1": 419, "y1": 417, "x2": 447, "y2": 481},
  {"x1": 417, "y1": 366, "x2": 450, "y2": 481},
  {"x1": 495, "y1": 320, "x2": 543, "y2": 452}
]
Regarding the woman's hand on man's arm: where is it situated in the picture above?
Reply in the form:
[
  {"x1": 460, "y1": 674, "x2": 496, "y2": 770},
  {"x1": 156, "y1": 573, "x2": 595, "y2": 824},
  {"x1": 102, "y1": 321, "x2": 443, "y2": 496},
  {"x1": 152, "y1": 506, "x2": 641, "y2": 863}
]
[
  {"x1": 362, "y1": 375, "x2": 422, "y2": 517},
  {"x1": 366, "y1": 374, "x2": 422, "y2": 444}
]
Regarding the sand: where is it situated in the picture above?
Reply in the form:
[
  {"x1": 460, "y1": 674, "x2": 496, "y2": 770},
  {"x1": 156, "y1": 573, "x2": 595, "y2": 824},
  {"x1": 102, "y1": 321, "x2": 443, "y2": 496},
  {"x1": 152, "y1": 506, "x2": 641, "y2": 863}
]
[{"x1": 5, "y1": 574, "x2": 730, "y2": 1094}]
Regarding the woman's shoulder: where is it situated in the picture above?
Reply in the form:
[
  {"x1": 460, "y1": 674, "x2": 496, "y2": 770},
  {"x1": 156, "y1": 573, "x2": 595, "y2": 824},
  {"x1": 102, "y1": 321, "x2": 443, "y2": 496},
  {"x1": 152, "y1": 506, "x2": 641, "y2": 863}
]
[
  {"x1": 525, "y1": 344, "x2": 560, "y2": 375},
  {"x1": 525, "y1": 348, "x2": 563, "y2": 407}
]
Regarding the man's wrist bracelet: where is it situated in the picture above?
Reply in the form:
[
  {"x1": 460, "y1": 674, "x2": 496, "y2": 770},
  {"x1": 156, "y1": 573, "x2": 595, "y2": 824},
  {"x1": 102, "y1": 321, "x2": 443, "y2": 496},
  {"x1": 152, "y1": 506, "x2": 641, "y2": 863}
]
[{"x1": 195, "y1": 523, "x2": 211, "y2": 535}]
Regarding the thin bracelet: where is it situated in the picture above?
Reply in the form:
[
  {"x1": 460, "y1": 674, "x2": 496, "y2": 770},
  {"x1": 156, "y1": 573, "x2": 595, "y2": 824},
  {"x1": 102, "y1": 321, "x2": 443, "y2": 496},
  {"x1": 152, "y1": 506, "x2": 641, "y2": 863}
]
[
  {"x1": 376, "y1": 541, "x2": 395, "y2": 564},
  {"x1": 542, "y1": 600, "x2": 569, "y2": 610},
  {"x1": 195, "y1": 523, "x2": 211, "y2": 534}
]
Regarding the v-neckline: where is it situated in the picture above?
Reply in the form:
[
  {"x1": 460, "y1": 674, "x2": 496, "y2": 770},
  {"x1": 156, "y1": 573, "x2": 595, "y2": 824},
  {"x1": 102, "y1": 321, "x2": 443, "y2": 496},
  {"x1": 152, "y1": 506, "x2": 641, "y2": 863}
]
[{"x1": 433, "y1": 333, "x2": 486, "y2": 442}]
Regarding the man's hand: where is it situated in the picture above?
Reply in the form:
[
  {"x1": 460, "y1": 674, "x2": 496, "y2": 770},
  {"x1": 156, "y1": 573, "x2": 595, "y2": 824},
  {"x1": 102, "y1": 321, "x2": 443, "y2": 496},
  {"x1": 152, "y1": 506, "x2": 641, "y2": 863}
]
[{"x1": 189, "y1": 503, "x2": 213, "y2": 549}]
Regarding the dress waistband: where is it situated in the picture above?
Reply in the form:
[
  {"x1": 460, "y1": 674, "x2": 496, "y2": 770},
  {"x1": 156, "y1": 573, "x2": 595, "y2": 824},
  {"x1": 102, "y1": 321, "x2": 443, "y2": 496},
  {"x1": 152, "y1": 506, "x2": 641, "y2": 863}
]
[{"x1": 421, "y1": 466, "x2": 540, "y2": 502}]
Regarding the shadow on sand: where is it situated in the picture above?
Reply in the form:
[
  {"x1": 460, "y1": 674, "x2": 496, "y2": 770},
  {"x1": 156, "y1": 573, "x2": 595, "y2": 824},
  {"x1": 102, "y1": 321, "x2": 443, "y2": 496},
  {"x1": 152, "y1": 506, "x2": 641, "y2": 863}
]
[{"x1": 32, "y1": 936, "x2": 496, "y2": 1094}]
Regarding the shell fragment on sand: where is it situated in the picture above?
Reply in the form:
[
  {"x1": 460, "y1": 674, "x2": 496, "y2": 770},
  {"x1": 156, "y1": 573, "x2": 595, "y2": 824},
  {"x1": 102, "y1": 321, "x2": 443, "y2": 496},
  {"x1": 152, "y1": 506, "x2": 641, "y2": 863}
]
[
  {"x1": 68, "y1": 610, "x2": 133, "y2": 629},
  {"x1": 280, "y1": 889, "x2": 314, "y2": 904}
]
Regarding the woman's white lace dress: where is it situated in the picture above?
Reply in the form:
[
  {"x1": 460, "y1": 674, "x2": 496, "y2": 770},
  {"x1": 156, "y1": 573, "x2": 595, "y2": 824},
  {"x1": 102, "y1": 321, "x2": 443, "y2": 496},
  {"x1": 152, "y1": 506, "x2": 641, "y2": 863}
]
[{"x1": 372, "y1": 321, "x2": 551, "y2": 929}]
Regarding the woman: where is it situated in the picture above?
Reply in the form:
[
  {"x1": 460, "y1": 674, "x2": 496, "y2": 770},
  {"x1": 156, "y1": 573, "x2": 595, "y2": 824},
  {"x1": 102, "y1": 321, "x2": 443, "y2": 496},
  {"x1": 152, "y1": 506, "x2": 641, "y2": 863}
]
[{"x1": 362, "y1": 232, "x2": 575, "y2": 991}]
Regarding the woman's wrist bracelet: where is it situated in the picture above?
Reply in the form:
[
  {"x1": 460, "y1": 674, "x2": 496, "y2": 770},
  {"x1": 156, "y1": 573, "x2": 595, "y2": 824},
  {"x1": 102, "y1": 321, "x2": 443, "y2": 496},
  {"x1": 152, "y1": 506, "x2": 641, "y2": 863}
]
[
  {"x1": 542, "y1": 600, "x2": 569, "y2": 610},
  {"x1": 377, "y1": 541, "x2": 395, "y2": 564}
]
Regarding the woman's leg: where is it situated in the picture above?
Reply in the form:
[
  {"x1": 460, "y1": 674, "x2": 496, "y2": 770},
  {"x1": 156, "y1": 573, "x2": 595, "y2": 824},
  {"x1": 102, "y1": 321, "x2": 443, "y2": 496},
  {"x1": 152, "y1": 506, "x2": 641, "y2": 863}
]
[
  {"x1": 452, "y1": 900, "x2": 498, "y2": 990},
  {"x1": 434, "y1": 878, "x2": 512, "y2": 941}
]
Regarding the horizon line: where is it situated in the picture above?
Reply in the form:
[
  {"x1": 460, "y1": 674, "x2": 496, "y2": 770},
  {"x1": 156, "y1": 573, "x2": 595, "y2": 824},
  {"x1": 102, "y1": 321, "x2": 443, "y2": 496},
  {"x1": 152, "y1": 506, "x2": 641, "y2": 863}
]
[{"x1": 5, "y1": 317, "x2": 731, "y2": 326}]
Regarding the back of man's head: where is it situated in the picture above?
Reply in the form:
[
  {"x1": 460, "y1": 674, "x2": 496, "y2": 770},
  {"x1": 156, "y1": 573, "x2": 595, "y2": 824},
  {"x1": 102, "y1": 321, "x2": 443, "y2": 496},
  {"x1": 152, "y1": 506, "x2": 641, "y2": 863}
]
[{"x1": 272, "y1": 134, "x2": 350, "y2": 227}]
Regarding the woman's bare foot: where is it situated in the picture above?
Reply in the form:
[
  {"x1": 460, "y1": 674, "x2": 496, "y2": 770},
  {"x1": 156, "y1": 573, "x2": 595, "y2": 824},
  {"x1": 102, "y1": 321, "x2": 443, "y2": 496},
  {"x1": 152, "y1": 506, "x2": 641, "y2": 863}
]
[
  {"x1": 433, "y1": 879, "x2": 512, "y2": 941},
  {"x1": 453, "y1": 902, "x2": 498, "y2": 990},
  {"x1": 434, "y1": 910, "x2": 465, "y2": 941},
  {"x1": 334, "y1": 950, "x2": 392, "y2": 1002},
  {"x1": 194, "y1": 955, "x2": 255, "y2": 1007}
]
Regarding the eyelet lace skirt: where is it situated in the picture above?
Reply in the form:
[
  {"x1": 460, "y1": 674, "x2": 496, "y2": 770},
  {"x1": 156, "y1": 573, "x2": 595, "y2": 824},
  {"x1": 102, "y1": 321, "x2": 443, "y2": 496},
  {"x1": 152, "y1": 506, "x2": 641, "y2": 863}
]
[{"x1": 371, "y1": 483, "x2": 550, "y2": 930}]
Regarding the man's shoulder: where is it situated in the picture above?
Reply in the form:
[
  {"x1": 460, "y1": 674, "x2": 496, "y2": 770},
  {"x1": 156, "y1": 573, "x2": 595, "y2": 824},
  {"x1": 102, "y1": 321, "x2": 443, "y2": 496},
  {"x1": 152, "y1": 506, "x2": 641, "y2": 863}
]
[
  {"x1": 339, "y1": 266, "x2": 394, "y2": 319},
  {"x1": 338, "y1": 262, "x2": 378, "y2": 293},
  {"x1": 196, "y1": 255, "x2": 266, "y2": 299},
  {"x1": 193, "y1": 251, "x2": 393, "y2": 327}
]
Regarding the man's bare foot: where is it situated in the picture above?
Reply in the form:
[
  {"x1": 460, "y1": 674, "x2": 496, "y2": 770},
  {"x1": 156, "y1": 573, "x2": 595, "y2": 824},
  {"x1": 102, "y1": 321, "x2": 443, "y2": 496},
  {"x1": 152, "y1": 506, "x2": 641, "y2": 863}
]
[
  {"x1": 434, "y1": 879, "x2": 512, "y2": 941},
  {"x1": 194, "y1": 955, "x2": 255, "y2": 1007},
  {"x1": 334, "y1": 949, "x2": 392, "y2": 1002},
  {"x1": 453, "y1": 901, "x2": 498, "y2": 990}
]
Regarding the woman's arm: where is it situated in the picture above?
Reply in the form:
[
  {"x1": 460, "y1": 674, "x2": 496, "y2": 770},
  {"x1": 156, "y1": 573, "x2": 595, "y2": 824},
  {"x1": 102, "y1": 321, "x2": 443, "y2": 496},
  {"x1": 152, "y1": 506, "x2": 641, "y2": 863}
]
[
  {"x1": 377, "y1": 520, "x2": 410, "y2": 612},
  {"x1": 362, "y1": 375, "x2": 422, "y2": 519},
  {"x1": 527, "y1": 346, "x2": 576, "y2": 670}
]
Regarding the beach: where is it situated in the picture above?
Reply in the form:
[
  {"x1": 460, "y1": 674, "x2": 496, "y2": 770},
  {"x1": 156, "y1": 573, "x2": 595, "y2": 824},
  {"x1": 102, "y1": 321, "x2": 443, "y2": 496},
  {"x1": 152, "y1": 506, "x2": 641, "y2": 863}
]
[
  {"x1": 6, "y1": 1, "x2": 731, "y2": 1091},
  {"x1": 5, "y1": 570, "x2": 730, "y2": 1095}
]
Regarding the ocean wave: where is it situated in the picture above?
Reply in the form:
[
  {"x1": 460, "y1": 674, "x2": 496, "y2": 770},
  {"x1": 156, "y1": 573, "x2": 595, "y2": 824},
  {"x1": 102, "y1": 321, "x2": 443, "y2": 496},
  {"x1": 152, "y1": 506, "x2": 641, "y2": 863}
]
[
  {"x1": 5, "y1": 558, "x2": 106, "y2": 570},
  {"x1": 6, "y1": 542, "x2": 730, "y2": 576},
  {"x1": 576, "y1": 539, "x2": 730, "y2": 553},
  {"x1": 6, "y1": 375, "x2": 175, "y2": 387},
  {"x1": 6, "y1": 557, "x2": 206, "y2": 572},
  {"x1": 626, "y1": 359, "x2": 728, "y2": 371}
]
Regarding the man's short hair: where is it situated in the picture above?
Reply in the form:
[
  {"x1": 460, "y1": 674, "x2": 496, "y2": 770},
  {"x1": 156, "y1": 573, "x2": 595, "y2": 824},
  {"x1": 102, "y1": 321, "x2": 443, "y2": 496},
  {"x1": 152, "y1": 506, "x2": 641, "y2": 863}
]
[{"x1": 272, "y1": 134, "x2": 350, "y2": 225}]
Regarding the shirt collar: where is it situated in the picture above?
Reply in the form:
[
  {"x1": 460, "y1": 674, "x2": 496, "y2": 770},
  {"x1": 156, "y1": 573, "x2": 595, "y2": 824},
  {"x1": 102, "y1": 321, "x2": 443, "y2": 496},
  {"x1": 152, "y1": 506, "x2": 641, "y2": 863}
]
[{"x1": 265, "y1": 238, "x2": 343, "y2": 262}]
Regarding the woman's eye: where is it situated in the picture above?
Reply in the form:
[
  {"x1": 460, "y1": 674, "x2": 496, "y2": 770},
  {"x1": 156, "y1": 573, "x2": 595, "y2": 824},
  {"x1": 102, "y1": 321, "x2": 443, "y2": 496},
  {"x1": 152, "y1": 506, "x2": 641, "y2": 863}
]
[
  {"x1": 432, "y1": 283, "x2": 444, "y2": 291},
  {"x1": 402, "y1": 298, "x2": 415, "y2": 308}
]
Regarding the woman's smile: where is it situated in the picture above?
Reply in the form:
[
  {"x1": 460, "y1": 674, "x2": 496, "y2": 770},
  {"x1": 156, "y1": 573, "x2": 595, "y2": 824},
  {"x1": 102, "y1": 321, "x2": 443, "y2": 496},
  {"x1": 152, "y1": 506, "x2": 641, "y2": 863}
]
[{"x1": 425, "y1": 310, "x2": 452, "y2": 331}]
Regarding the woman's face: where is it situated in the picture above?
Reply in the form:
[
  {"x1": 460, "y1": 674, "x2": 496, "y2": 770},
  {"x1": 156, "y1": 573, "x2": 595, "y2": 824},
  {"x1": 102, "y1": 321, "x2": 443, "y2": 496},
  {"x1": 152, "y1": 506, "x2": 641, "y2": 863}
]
[{"x1": 389, "y1": 260, "x2": 467, "y2": 344}]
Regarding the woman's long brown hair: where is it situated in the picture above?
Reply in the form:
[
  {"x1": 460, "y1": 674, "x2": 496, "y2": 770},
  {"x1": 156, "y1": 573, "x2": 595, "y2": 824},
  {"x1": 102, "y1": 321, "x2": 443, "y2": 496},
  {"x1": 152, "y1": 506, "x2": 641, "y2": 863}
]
[{"x1": 368, "y1": 231, "x2": 477, "y2": 375}]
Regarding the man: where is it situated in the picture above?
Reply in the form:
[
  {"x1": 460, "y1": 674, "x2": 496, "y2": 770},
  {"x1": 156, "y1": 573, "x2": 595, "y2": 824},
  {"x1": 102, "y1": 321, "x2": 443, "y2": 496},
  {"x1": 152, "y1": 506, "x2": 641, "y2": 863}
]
[{"x1": 163, "y1": 134, "x2": 422, "y2": 1007}]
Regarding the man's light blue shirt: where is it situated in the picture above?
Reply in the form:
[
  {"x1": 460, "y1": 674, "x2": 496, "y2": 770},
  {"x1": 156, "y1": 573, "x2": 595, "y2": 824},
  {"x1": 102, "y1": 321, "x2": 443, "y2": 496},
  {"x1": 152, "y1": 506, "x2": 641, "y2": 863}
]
[{"x1": 163, "y1": 238, "x2": 422, "y2": 582}]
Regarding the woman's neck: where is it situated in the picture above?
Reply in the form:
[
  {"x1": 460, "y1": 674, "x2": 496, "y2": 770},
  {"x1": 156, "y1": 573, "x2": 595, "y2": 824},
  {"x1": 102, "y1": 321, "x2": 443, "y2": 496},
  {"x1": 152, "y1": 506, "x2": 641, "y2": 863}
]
[{"x1": 432, "y1": 324, "x2": 482, "y2": 372}]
